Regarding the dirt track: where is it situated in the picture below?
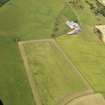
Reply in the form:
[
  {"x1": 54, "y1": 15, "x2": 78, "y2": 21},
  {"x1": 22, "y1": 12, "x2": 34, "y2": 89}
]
[
  {"x1": 69, "y1": 93, "x2": 105, "y2": 105},
  {"x1": 18, "y1": 39, "x2": 93, "y2": 105}
]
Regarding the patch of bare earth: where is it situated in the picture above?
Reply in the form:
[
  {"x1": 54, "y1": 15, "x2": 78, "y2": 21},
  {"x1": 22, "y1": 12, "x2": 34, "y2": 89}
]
[{"x1": 67, "y1": 93, "x2": 105, "y2": 105}]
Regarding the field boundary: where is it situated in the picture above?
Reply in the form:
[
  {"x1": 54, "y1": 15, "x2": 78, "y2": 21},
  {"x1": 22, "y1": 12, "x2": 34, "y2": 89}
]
[
  {"x1": 18, "y1": 38, "x2": 93, "y2": 105},
  {"x1": 18, "y1": 42, "x2": 42, "y2": 105},
  {"x1": 52, "y1": 40, "x2": 93, "y2": 91}
]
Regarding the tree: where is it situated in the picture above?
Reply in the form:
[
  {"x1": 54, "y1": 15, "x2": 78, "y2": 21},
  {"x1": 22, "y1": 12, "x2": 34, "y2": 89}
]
[{"x1": 0, "y1": 0, "x2": 10, "y2": 7}]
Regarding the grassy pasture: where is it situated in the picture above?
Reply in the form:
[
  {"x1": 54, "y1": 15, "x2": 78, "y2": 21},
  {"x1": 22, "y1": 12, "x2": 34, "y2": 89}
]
[
  {"x1": 0, "y1": 38, "x2": 35, "y2": 105},
  {"x1": 0, "y1": 0, "x2": 64, "y2": 40},
  {"x1": 0, "y1": 0, "x2": 65, "y2": 105},
  {"x1": 23, "y1": 40, "x2": 87, "y2": 105},
  {"x1": 57, "y1": 0, "x2": 105, "y2": 97},
  {"x1": 1, "y1": 0, "x2": 105, "y2": 105}
]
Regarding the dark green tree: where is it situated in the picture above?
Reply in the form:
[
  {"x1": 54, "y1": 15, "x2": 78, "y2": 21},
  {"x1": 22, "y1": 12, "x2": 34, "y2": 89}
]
[{"x1": 0, "y1": 0, "x2": 10, "y2": 7}]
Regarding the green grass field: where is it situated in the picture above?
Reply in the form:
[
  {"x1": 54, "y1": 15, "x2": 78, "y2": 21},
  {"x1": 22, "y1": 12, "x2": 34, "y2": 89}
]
[
  {"x1": 57, "y1": 0, "x2": 105, "y2": 98},
  {"x1": 22, "y1": 41, "x2": 87, "y2": 105},
  {"x1": 0, "y1": 38, "x2": 35, "y2": 105},
  {"x1": 1, "y1": 0, "x2": 105, "y2": 104},
  {"x1": 0, "y1": 0, "x2": 64, "y2": 104},
  {"x1": 0, "y1": 0, "x2": 64, "y2": 40}
]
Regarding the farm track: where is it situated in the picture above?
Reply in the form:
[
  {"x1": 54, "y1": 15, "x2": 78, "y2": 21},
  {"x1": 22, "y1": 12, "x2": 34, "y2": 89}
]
[{"x1": 18, "y1": 38, "x2": 93, "y2": 105}]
